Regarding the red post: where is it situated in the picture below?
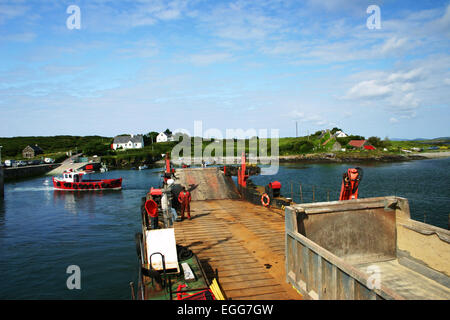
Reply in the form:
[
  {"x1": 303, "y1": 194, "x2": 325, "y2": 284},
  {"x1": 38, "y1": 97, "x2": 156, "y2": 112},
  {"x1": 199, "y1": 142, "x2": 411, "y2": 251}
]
[
  {"x1": 238, "y1": 152, "x2": 248, "y2": 187},
  {"x1": 165, "y1": 153, "x2": 171, "y2": 174}
]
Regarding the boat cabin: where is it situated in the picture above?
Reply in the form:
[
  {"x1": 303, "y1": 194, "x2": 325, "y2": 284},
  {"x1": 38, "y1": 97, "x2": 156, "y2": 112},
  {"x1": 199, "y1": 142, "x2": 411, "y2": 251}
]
[{"x1": 61, "y1": 170, "x2": 84, "y2": 183}]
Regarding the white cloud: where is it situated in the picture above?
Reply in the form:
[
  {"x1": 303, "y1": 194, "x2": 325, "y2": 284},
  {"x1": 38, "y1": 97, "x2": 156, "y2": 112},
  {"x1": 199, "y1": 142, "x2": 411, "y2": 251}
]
[
  {"x1": 196, "y1": 1, "x2": 286, "y2": 41},
  {"x1": 380, "y1": 37, "x2": 408, "y2": 54},
  {"x1": 116, "y1": 41, "x2": 159, "y2": 59},
  {"x1": 305, "y1": 0, "x2": 370, "y2": 14},
  {"x1": 0, "y1": 2, "x2": 30, "y2": 24},
  {"x1": 389, "y1": 117, "x2": 399, "y2": 123},
  {"x1": 436, "y1": 4, "x2": 450, "y2": 31},
  {"x1": 289, "y1": 110, "x2": 331, "y2": 127},
  {"x1": 156, "y1": 9, "x2": 180, "y2": 20},
  {"x1": 343, "y1": 56, "x2": 450, "y2": 118},
  {"x1": 345, "y1": 80, "x2": 392, "y2": 99},
  {"x1": 188, "y1": 53, "x2": 232, "y2": 66},
  {"x1": 0, "y1": 32, "x2": 36, "y2": 42},
  {"x1": 387, "y1": 68, "x2": 423, "y2": 83},
  {"x1": 80, "y1": 0, "x2": 193, "y2": 31}
]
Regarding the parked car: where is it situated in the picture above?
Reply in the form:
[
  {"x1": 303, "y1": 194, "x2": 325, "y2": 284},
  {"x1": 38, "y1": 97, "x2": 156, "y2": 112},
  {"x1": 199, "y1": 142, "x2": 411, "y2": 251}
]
[
  {"x1": 4, "y1": 160, "x2": 15, "y2": 167},
  {"x1": 17, "y1": 160, "x2": 28, "y2": 166},
  {"x1": 44, "y1": 158, "x2": 55, "y2": 164}
]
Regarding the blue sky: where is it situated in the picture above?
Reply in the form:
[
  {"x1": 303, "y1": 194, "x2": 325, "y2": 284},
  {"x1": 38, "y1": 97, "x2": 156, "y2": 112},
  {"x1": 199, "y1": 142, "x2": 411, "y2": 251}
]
[{"x1": 1, "y1": 0, "x2": 449, "y2": 139}]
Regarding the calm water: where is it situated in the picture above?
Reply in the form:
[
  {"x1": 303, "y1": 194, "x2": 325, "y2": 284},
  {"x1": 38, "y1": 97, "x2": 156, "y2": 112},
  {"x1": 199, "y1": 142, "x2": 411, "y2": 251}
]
[{"x1": 0, "y1": 158, "x2": 449, "y2": 299}]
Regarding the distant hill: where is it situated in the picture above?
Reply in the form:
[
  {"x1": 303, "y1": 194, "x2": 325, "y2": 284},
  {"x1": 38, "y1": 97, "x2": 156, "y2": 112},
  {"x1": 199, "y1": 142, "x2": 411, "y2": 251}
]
[
  {"x1": 391, "y1": 137, "x2": 450, "y2": 142},
  {"x1": 0, "y1": 135, "x2": 112, "y2": 158},
  {"x1": 427, "y1": 137, "x2": 450, "y2": 141}
]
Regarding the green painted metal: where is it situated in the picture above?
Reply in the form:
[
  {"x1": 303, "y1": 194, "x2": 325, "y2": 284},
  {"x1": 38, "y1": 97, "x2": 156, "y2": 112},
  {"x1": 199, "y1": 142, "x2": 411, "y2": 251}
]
[{"x1": 142, "y1": 253, "x2": 211, "y2": 300}]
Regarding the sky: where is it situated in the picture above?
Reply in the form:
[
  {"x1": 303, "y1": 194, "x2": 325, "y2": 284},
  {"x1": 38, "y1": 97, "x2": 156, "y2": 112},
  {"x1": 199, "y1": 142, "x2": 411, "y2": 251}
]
[{"x1": 0, "y1": 0, "x2": 449, "y2": 139}]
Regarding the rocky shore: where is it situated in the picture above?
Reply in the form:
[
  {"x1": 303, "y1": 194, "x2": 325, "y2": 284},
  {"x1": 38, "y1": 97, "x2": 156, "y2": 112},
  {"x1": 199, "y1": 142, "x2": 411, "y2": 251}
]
[
  {"x1": 278, "y1": 153, "x2": 428, "y2": 163},
  {"x1": 153, "y1": 151, "x2": 450, "y2": 166}
]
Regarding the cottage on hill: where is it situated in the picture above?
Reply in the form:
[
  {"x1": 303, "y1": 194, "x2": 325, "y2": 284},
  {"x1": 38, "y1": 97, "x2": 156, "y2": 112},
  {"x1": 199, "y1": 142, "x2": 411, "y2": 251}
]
[
  {"x1": 22, "y1": 145, "x2": 44, "y2": 159},
  {"x1": 112, "y1": 134, "x2": 144, "y2": 150},
  {"x1": 156, "y1": 131, "x2": 174, "y2": 143},
  {"x1": 348, "y1": 140, "x2": 376, "y2": 150},
  {"x1": 333, "y1": 130, "x2": 348, "y2": 138}
]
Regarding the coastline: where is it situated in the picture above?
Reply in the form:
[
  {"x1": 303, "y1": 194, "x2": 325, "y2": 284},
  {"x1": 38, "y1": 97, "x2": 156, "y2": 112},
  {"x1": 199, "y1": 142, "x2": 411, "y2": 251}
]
[
  {"x1": 416, "y1": 151, "x2": 450, "y2": 159},
  {"x1": 155, "y1": 151, "x2": 450, "y2": 166},
  {"x1": 277, "y1": 151, "x2": 450, "y2": 163}
]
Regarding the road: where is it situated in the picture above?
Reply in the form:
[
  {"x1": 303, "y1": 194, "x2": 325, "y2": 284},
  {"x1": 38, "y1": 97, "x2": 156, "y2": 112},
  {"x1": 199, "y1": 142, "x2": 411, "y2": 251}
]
[{"x1": 48, "y1": 153, "x2": 85, "y2": 175}]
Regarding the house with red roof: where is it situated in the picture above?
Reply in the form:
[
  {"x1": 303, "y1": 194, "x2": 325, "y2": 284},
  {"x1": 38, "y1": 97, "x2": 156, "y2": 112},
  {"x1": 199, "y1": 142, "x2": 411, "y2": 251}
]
[{"x1": 348, "y1": 140, "x2": 376, "y2": 150}]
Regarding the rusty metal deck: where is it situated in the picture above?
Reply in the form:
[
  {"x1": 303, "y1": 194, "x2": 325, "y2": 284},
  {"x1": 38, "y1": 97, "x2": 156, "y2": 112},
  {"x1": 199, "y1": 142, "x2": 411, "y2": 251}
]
[
  {"x1": 173, "y1": 199, "x2": 301, "y2": 300},
  {"x1": 174, "y1": 167, "x2": 240, "y2": 201}
]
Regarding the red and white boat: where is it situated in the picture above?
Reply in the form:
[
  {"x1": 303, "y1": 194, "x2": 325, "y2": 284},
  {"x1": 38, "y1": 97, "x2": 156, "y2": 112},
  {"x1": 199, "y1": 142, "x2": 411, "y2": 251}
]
[{"x1": 53, "y1": 169, "x2": 122, "y2": 191}]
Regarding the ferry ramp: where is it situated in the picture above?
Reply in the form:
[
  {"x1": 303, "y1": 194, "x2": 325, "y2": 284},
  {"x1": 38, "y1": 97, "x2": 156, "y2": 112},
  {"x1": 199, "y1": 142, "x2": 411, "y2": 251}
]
[
  {"x1": 48, "y1": 153, "x2": 87, "y2": 175},
  {"x1": 48, "y1": 162, "x2": 86, "y2": 175},
  {"x1": 174, "y1": 167, "x2": 240, "y2": 200},
  {"x1": 173, "y1": 167, "x2": 301, "y2": 300}
]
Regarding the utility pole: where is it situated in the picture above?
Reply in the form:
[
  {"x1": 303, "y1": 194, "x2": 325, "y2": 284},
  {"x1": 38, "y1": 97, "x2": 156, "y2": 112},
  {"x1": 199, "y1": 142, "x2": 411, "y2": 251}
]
[{"x1": 296, "y1": 121, "x2": 298, "y2": 138}]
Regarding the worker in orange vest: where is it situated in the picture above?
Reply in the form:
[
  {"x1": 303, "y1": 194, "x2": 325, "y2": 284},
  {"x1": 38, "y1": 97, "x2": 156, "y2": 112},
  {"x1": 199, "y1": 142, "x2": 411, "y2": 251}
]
[{"x1": 178, "y1": 186, "x2": 192, "y2": 220}]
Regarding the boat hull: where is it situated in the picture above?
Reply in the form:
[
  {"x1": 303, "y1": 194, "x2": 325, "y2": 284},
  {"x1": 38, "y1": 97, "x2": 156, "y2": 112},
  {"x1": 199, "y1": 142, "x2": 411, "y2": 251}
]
[{"x1": 52, "y1": 177, "x2": 122, "y2": 191}]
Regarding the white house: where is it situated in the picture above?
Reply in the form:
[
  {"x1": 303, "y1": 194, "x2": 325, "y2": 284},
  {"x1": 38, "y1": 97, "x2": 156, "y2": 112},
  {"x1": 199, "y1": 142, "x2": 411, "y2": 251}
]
[
  {"x1": 112, "y1": 134, "x2": 144, "y2": 150},
  {"x1": 156, "y1": 132, "x2": 174, "y2": 143},
  {"x1": 334, "y1": 130, "x2": 348, "y2": 138}
]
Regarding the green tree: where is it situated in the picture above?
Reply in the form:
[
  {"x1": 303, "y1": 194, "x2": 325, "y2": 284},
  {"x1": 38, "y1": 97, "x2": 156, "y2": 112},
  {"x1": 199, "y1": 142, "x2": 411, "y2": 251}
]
[
  {"x1": 368, "y1": 136, "x2": 382, "y2": 148},
  {"x1": 144, "y1": 131, "x2": 159, "y2": 145},
  {"x1": 291, "y1": 140, "x2": 314, "y2": 153},
  {"x1": 313, "y1": 130, "x2": 323, "y2": 137},
  {"x1": 331, "y1": 127, "x2": 342, "y2": 134},
  {"x1": 83, "y1": 142, "x2": 108, "y2": 156}
]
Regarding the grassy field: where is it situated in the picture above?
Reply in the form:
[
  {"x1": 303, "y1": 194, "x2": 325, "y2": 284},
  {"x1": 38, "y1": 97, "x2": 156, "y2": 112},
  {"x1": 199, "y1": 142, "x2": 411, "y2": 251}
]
[
  {"x1": 1, "y1": 134, "x2": 448, "y2": 167},
  {"x1": 0, "y1": 136, "x2": 111, "y2": 159}
]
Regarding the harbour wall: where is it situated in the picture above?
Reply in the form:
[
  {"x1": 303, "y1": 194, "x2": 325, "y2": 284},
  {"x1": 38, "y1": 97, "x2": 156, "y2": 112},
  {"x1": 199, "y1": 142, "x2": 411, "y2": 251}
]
[{"x1": 4, "y1": 163, "x2": 61, "y2": 181}]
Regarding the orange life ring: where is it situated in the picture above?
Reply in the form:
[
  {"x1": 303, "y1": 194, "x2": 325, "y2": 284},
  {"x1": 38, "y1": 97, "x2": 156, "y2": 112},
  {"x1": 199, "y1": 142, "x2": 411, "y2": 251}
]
[{"x1": 261, "y1": 193, "x2": 270, "y2": 207}]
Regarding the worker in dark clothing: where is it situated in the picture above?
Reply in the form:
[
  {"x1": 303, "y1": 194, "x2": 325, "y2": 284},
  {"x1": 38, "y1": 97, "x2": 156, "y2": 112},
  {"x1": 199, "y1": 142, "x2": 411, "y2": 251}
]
[{"x1": 178, "y1": 186, "x2": 192, "y2": 220}]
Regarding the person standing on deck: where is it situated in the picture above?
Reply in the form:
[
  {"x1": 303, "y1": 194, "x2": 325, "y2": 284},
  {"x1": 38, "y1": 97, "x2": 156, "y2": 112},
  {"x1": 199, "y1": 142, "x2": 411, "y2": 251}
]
[{"x1": 178, "y1": 186, "x2": 192, "y2": 220}]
